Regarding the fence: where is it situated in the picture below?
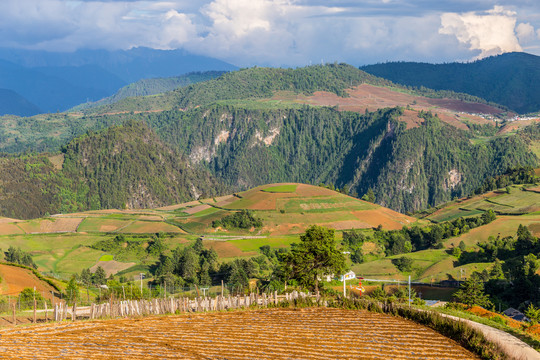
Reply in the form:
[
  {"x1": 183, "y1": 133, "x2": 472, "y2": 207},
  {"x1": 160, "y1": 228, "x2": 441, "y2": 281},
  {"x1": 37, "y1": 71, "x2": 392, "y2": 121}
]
[
  {"x1": 0, "y1": 282, "x2": 257, "y2": 313},
  {"x1": 4, "y1": 290, "x2": 313, "y2": 326}
]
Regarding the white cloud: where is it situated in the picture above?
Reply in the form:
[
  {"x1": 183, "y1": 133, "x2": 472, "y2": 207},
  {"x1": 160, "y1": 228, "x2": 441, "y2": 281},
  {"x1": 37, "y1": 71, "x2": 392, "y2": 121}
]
[
  {"x1": 439, "y1": 6, "x2": 523, "y2": 59},
  {"x1": 516, "y1": 22, "x2": 536, "y2": 44},
  {"x1": 0, "y1": 1, "x2": 539, "y2": 66}
]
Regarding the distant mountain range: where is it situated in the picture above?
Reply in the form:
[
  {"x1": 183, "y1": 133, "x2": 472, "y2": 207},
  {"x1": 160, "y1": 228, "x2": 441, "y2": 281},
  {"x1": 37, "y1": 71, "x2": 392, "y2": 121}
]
[
  {"x1": 0, "y1": 47, "x2": 237, "y2": 116},
  {"x1": 360, "y1": 52, "x2": 540, "y2": 114}
]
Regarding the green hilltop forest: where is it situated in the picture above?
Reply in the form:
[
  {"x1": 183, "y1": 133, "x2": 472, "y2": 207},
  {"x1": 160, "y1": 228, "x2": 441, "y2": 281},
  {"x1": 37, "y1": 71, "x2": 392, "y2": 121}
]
[{"x1": 0, "y1": 64, "x2": 538, "y2": 218}]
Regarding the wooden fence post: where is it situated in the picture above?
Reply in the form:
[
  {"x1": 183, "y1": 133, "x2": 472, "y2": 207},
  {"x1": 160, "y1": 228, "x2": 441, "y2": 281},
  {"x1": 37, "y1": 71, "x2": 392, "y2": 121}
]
[
  {"x1": 44, "y1": 301, "x2": 48, "y2": 322},
  {"x1": 63, "y1": 302, "x2": 68, "y2": 321},
  {"x1": 12, "y1": 303, "x2": 16, "y2": 326},
  {"x1": 72, "y1": 303, "x2": 76, "y2": 321},
  {"x1": 33, "y1": 298, "x2": 37, "y2": 324}
]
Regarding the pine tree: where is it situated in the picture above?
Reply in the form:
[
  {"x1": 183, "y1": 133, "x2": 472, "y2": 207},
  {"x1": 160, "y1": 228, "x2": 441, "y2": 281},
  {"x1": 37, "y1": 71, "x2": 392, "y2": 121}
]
[{"x1": 453, "y1": 273, "x2": 492, "y2": 308}]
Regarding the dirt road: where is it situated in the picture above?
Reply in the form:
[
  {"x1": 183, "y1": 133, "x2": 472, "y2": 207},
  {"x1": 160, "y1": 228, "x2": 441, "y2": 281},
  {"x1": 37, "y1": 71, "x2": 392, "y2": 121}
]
[{"x1": 442, "y1": 313, "x2": 540, "y2": 360}]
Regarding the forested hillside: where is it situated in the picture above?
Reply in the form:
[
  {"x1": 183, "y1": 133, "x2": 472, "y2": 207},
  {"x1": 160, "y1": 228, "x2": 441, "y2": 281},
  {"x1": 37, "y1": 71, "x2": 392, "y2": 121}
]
[
  {"x1": 0, "y1": 121, "x2": 226, "y2": 219},
  {"x1": 143, "y1": 105, "x2": 539, "y2": 213},
  {"x1": 360, "y1": 52, "x2": 540, "y2": 114},
  {"x1": 1, "y1": 64, "x2": 538, "y2": 217}
]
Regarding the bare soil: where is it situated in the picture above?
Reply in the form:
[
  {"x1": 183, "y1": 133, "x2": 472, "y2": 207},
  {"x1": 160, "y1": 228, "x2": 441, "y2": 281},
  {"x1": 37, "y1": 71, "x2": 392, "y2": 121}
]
[
  {"x1": 0, "y1": 264, "x2": 56, "y2": 299},
  {"x1": 352, "y1": 207, "x2": 415, "y2": 230},
  {"x1": 0, "y1": 308, "x2": 479, "y2": 359}
]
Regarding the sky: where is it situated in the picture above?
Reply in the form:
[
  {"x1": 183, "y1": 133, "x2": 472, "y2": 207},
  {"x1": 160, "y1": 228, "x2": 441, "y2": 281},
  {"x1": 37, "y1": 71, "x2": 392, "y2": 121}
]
[{"x1": 1, "y1": 0, "x2": 539, "y2": 67}]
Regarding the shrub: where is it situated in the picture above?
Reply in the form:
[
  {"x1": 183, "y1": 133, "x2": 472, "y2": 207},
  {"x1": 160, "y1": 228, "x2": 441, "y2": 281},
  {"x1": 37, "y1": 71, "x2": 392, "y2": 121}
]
[{"x1": 391, "y1": 256, "x2": 414, "y2": 272}]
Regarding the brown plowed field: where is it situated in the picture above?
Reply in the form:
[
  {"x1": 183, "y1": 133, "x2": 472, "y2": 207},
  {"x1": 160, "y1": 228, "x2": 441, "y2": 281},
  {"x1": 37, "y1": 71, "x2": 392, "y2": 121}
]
[
  {"x1": 16, "y1": 218, "x2": 83, "y2": 234},
  {"x1": 0, "y1": 264, "x2": 56, "y2": 299},
  {"x1": 352, "y1": 208, "x2": 415, "y2": 230},
  {"x1": 0, "y1": 308, "x2": 479, "y2": 359}
]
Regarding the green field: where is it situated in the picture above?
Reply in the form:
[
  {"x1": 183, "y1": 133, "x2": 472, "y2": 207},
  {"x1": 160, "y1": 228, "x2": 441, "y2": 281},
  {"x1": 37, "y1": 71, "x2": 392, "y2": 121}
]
[
  {"x1": 261, "y1": 184, "x2": 297, "y2": 193},
  {"x1": 229, "y1": 235, "x2": 299, "y2": 252},
  {"x1": 4, "y1": 181, "x2": 537, "y2": 284},
  {"x1": 0, "y1": 233, "x2": 107, "y2": 277},
  {"x1": 99, "y1": 254, "x2": 114, "y2": 261}
]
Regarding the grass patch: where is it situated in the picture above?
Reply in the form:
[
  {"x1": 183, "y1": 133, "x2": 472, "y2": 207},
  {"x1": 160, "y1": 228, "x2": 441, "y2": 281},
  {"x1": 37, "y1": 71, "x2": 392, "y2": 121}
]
[
  {"x1": 262, "y1": 184, "x2": 298, "y2": 193},
  {"x1": 229, "y1": 235, "x2": 298, "y2": 252},
  {"x1": 99, "y1": 254, "x2": 114, "y2": 262}
]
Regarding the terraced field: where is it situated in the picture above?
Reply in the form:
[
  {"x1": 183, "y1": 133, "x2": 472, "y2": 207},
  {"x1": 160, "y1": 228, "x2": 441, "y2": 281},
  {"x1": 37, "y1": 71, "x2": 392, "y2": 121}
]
[
  {"x1": 0, "y1": 308, "x2": 479, "y2": 359},
  {"x1": 426, "y1": 186, "x2": 540, "y2": 223}
]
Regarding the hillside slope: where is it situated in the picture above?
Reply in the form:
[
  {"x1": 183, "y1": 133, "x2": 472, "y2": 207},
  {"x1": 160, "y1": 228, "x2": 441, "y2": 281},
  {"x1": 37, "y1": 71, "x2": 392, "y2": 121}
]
[
  {"x1": 145, "y1": 104, "x2": 538, "y2": 213},
  {"x1": 1, "y1": 64, "x2": 538, "y2": 216},
  {"x1": 0, "y1": 121, "x2": 227, "y2": 219},
  {"x1": 360, "y1": 52, "x2": 540, "y2": 114},
  {"x1": 87, "y1": 64, "x2": 497, "y2": 115}
]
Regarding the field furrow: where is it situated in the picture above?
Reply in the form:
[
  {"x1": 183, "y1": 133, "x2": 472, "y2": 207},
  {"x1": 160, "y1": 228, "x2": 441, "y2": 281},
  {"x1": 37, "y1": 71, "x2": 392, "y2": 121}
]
[{"x1": 0, "y1": 308, "x2": 479, "y2": 359}]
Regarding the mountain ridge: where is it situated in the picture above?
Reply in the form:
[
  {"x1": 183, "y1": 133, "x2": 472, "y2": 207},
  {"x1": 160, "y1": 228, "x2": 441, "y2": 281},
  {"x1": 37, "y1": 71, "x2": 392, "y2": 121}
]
[{"x1": 360, "y1": 52, "x2": 540, "y2": 114}]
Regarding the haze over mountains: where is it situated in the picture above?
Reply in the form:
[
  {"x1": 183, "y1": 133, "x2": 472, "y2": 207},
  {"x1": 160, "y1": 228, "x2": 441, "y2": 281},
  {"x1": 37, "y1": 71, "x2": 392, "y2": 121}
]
[{"x1": 0, "y1": 47, "x2": 237, "y2": 116}]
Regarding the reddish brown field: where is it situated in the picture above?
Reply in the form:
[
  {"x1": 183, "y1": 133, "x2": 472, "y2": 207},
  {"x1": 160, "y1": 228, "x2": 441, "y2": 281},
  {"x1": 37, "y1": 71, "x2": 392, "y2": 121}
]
[
  {"x1": 0, "y1": 308, "x2": 479, "y2": 359},
  {"x1": 274, "y1": 85, "x2": 501, "y2": 130},
  {"x1": 0, "y1": 264, "x2": 56, "y2": 299}
]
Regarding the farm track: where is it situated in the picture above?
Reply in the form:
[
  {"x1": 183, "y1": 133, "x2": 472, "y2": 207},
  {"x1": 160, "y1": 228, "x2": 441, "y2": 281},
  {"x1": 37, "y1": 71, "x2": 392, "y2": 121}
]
[{"x1": 0, "y1": 308, "x2": 479, "y2": 359}]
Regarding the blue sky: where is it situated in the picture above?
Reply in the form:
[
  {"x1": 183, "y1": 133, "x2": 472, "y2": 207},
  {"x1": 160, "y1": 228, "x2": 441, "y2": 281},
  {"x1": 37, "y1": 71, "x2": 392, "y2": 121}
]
[{"x1": 1, "y1": 0, "x2": 539, "y2": 66}]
